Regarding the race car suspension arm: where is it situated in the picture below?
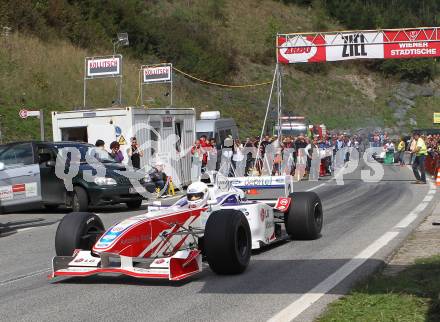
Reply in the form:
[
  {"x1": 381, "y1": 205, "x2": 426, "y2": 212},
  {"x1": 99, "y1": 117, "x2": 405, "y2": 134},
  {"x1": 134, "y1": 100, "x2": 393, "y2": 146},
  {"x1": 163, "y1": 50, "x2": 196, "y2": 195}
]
[{"x1": 154, "y1": 222, "x2": 204, "y2": 257}]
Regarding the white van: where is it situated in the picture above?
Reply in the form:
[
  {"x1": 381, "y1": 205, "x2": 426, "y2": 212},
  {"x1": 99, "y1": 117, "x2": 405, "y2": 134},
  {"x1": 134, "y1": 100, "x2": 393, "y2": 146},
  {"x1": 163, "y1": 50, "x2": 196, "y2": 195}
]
[
  {"x1": 196, "y1": 111, "x2": 238, "y2": 143},
  {"x1": 51, "y1": 107, "x2": 196, "y2": 186}
]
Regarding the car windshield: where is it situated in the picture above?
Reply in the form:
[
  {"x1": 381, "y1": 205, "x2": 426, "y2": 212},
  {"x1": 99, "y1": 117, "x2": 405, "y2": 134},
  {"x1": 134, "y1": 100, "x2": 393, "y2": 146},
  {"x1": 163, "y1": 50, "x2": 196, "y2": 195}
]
[
  {"x1": 53, "y1": 144, "x2": 117, "y2": 164},
  {"x1": 0, "y1": 143, "x2": 34, "y2": 166}
]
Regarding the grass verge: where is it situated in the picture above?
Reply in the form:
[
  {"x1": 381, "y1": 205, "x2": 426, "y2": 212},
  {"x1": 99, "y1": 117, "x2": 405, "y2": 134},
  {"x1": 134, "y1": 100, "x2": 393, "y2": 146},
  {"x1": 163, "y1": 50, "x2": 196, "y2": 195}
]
[{"x1": 317, "y1": 255, "x2": 440, "y2": 322}]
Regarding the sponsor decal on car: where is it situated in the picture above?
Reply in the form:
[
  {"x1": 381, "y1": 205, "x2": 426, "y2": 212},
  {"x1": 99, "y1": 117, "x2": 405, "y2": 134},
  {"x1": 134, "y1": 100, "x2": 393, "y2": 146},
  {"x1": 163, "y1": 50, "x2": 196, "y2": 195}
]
[
  {"x1": 275, "y1": 197, "x2": 291, "y2": 213},
  {"x1": 25, "y1": 182, "x2": 38, "y2": 197},
  {"x1": 0, "y1": 186, "x2": 13, "y2": 200},
  {"x1": 120, "y1": 234, "x2": 150, "y2": 245},
  {"x1": 12, "y1": 184, "x2": 26, "y2": 193},
  {"x1": 110, "y1": 219, "x2": 139, "y2": 233},
  {"x1": 100, "y1": 232, "x2": 120, "y2": 242}
]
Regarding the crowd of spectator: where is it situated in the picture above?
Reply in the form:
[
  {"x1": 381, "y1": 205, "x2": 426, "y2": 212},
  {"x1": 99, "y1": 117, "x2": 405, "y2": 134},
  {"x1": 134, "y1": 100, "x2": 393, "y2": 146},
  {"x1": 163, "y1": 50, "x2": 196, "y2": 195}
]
[
  {"x1": 191, "y1": 130, "x2": 440, "y2": 180},
  {"x1": 191, "y1": 132, "x2": 367, "y2": 180}
]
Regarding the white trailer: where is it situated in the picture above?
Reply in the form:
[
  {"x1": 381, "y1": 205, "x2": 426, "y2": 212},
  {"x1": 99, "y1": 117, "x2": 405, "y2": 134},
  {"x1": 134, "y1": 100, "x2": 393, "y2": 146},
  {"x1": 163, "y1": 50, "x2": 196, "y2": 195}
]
[{"x1": 51, "y1": 107, "x2": 196, "y2": 187}]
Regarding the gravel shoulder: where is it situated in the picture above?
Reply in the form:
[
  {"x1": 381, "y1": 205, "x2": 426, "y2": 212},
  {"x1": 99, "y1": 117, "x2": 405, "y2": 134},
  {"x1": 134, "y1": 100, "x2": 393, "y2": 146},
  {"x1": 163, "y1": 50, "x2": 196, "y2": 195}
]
[{"x1": 383, "y1": 199, "x2": 440, "y2": 276}]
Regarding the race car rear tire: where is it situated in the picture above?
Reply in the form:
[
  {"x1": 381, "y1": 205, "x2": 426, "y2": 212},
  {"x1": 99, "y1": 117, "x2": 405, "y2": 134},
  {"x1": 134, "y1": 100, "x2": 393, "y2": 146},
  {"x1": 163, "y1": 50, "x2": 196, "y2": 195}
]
[
  {"x1": 204, "y1": 209, "x2": 251, "y2": 275},
  {"x1": 55, "y1": 212, "x2": 104, "y2": 256},
  {"x1": 285, "y1": 192, "x2": 323, "y2": 240}
]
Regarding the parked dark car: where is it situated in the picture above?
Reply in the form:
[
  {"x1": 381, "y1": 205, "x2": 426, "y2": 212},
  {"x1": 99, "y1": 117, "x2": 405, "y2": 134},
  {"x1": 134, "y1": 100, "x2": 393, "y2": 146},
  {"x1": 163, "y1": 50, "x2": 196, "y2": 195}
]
[{"x1": 0, "y1": 141, "x2": 155, "y2": 213}]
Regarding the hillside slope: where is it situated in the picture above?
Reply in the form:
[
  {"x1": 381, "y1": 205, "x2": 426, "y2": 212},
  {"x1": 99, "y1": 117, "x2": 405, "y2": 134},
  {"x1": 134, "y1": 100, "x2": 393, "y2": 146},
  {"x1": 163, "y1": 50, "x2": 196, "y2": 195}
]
[{"x1": 0, "y1": 0, "x2": 439, "y2": 142}]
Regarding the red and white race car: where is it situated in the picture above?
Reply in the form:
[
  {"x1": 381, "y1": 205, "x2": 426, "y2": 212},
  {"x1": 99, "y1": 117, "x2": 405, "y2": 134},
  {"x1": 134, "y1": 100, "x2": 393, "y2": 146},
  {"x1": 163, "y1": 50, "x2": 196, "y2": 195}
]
[{"x1": 50, "y1": 174, "x2": 323, "y2": 281}]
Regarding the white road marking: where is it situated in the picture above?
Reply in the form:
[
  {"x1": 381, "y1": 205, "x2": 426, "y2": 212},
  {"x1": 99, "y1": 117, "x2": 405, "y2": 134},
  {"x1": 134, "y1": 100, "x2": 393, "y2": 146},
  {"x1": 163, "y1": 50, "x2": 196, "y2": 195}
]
[
  {"x1": 394, "y1": 213, "x2": 418, "y2": 229},
  {"x1": 268, "y1": 232, "x2": 399, "y2": 322},
  {"x1": 413, "y1": 202, "x2": 428, "y2": 214},
  {"x1": 306, "y1": 183, "x2": 326, "y2": 192},
  {"x1": 268, "y1": 181, "x2": 436, "y2": 322},
  {"x1": 423, "y1": 195, "x2": 434, "y2": 202},
  {"x1": 0, "y1": 268, "x2": 51, "y2": 286}
]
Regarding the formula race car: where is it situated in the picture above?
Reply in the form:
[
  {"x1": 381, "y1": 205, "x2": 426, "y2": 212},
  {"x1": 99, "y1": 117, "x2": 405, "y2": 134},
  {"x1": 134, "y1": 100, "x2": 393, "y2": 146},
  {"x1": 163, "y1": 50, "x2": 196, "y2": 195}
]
[{"x1": 50, "y1": 174, "x2": 323, "y2": 281}]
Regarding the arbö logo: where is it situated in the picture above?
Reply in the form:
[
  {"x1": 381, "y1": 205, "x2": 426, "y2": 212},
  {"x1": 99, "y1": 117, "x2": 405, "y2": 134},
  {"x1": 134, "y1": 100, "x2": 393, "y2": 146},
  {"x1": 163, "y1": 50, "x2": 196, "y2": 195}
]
[{"x1": 280, "y1": 39, "x2": 317, "y2": 62}]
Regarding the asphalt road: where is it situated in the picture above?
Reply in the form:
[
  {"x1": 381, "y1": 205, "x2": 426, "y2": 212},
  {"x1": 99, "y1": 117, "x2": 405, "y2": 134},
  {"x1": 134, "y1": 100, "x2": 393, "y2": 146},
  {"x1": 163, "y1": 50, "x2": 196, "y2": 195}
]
[{"x1": 0, "y1": 162, "x2": 437, "y2": 322}]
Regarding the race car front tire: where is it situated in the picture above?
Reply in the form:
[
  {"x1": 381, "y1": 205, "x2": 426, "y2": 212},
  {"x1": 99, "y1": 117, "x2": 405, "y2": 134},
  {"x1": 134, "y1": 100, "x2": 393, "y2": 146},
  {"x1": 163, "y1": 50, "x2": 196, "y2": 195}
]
[
  {"x1": 204, "y1": 209, "x2": 251, "y2": 274},
  {"x1": 55, "y1": 212, "x2": 104, "y2": 256},
  {"x1": 285, "y1": 192, "x2": 323, "y2": 240}
]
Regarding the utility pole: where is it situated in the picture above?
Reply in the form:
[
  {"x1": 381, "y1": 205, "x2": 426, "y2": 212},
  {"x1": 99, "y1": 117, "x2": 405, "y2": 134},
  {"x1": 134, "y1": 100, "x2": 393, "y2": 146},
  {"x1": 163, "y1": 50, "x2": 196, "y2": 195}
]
[
  {"x1": 39, "y1": 109, "x2": 44, "y2": 141},
  {"x1": 0, "y1": 114, "x2": 3, "y2": 144}
]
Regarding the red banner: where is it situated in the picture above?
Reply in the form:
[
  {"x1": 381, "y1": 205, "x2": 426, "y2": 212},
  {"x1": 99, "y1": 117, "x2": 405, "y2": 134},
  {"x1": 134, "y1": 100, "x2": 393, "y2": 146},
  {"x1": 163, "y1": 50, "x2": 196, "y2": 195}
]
[
  {"x1": 384, "y1": 28, "x2": 440, "y2": 59},
  {"x1": 277, "y1": 27, "x2": 440, "y2": 64}
]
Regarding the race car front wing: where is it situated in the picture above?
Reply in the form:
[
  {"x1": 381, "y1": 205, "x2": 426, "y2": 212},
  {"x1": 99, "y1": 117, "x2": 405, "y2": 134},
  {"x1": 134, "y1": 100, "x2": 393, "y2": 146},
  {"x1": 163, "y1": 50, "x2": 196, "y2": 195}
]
[{"x1": 50, "y1": 249, "x2": 202, "y2": 281}]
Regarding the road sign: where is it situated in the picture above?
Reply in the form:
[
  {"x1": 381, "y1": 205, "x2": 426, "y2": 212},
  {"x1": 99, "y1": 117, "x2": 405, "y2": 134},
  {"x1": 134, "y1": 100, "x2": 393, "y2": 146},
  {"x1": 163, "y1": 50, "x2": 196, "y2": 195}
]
[
  {"x1": 19, "y1": 109, "x2": 27, "y2": 119},
  {"x1": 118, "y1": 135, "x2": 127, "y2": 145},
  {"x1": 19, "y1": 109, "x2": 40, "y2": 119},
  {"x1": 18, "y1": 109, "x2": 44, "y2": 140}
]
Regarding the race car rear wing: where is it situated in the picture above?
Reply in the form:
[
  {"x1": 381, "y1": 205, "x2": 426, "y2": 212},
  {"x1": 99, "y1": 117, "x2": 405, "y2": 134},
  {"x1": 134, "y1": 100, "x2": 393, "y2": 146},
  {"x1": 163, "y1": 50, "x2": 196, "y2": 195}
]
[{"x1": 228, "y1": 175, "x2": 293, "y2": 196}]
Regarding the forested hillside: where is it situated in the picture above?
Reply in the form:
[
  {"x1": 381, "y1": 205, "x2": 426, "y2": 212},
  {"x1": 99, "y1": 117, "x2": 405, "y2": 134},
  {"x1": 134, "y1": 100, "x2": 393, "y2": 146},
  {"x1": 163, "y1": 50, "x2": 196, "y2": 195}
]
[{"x1": 0, "y1": 0, "x2": 439, "y2": 141}]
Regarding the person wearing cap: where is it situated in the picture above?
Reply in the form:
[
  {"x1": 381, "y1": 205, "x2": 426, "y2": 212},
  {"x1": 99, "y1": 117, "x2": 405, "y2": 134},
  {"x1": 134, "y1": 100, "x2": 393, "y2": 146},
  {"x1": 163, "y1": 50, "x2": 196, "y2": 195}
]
[{"x1": 411, "y1": 132, "x2": 428, "y2": 184}]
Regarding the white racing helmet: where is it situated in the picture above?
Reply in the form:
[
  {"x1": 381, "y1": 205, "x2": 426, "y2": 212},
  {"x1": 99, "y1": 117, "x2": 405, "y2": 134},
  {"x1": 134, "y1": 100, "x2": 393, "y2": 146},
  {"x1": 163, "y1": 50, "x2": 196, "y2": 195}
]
[{"x1": 187, "y1": 182, "x2": 209, "y2": 209}]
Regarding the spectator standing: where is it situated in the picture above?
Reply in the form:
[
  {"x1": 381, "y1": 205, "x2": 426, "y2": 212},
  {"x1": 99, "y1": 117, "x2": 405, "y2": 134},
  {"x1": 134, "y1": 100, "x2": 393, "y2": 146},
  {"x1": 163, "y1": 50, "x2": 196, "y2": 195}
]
[
  {"x1": 411, "y1": 132, "x2": 427, "y2": 184},
  {"x1": 244, "y1": 138, "x2": 255, "y2": 176},
  {"x1": 128, "y1": 137, "x2": 143, "y2": 169},
  {"x1": 305, "y1": 137, "x2": 320, "y2": 180},
  {"x1": 191, "y1": 140, "x2": 203, "y2": 181},
  {"x1": 199, "y1": 135, "x2": 210, "y2": 172},
  {"x1": 232, "y1": 139, "x2": 244, "y2": 176},
  {"x1": 206, "y1": 138, "x2": 218, "y2": 171},
  {"x1": 409, "y1": 136, "x2": 417, "y2": 165},
  {"x1": 109, "y1": 141, "x2": 124, "y2": 163},
  {"x1": 397, "y1": 137, "x2": 406, "y2": 166}
]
